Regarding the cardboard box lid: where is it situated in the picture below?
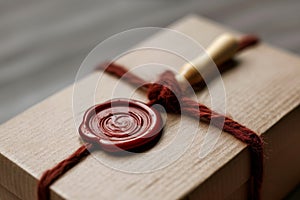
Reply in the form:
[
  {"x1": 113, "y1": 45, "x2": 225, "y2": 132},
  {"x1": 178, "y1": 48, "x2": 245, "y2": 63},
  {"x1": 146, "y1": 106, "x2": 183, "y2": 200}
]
[{"x1": 0, "y1": 15, "x2": 300, "y2": 200}]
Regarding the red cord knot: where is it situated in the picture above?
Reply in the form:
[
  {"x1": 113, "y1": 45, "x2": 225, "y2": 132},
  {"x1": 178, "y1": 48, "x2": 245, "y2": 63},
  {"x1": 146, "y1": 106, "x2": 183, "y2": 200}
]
[{"x1": 147, "y1": 71, "x2": 184, "y2": 114}]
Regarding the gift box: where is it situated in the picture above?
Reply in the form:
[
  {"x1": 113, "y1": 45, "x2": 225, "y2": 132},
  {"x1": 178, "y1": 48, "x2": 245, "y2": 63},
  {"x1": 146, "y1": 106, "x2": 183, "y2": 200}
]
[{"x1": 0, "y1": 15, "x2": 299, "y2": 200}]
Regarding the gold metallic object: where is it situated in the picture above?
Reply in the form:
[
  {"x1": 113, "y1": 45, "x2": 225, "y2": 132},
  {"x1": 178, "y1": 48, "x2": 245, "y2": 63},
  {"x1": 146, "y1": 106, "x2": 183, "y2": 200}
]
[{"x1": 176, "y1": 33, "x2": 239, "y2": 88}]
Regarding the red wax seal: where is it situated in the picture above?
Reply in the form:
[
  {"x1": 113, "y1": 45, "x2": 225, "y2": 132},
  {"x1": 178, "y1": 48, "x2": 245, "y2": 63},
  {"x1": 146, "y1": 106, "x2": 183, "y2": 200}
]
[{"x1": 79, "y1": 99, "x2": 163, "y2": 152}]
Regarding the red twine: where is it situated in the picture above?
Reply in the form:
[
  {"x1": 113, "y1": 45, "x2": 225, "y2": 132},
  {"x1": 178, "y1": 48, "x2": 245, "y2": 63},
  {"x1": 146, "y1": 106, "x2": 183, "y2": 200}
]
[
  {"x1": 38, "y1": 144, "x2": 93, "y2": 200},
  {"x1": 38, "y1": 35, "x2": 263, "y2": 200}
]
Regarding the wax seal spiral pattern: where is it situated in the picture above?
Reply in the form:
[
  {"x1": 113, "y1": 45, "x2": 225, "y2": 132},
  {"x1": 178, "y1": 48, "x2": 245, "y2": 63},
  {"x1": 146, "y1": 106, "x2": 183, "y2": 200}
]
[{"x1": 79, "y1": 98, "x2": 163, "y2": 152}]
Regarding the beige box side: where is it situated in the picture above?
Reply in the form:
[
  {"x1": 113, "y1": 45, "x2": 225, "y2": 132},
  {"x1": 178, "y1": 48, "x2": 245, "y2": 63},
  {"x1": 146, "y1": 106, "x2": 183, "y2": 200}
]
[{"x1": 0, "y1": 184, "x2": 20, "y2": 200}]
